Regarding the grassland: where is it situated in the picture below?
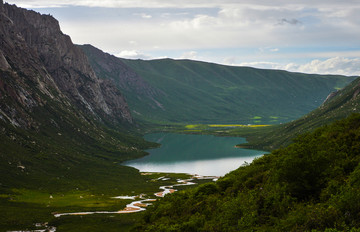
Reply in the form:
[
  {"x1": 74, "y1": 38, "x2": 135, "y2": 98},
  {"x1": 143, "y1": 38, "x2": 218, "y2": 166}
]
[{"x1": 1, "y1": 170, "x2": 211, "y2": 231}]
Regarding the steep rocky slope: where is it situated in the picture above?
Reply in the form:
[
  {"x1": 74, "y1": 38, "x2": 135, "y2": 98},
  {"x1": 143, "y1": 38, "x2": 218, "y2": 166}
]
[
  {"x1": 0, "y1": 1, "x2": 132, "y2": 128},
  {"x1": 80, "y1": 44, "x2": 165, "y2": 119},
  {"x1": 0, "y1": 0, "x2": 157, "y2": 200}
]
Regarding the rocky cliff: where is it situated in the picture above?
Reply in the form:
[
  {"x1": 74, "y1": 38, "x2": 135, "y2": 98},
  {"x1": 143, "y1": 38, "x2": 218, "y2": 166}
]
[
  {"x1": 80, "y1": 44, "x2": 166, "y2": 117},
  {"x1": 0, "y1": 0, "x2": 132, "y2": 128}
]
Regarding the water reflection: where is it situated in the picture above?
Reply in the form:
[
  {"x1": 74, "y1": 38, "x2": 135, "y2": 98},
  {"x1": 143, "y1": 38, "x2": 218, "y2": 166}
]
[{"x1": 124, "y1": 133, "x2": 265, "y2": 176}]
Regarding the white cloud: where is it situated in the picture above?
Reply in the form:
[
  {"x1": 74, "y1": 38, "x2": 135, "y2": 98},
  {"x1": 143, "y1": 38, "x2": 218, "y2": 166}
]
[
  {"x1": 114, "y1": 50, "x2": 152, "y2": 60},
  {"x1": 223, "y1": 57, "x2": 237, "y2": 65},
  {"x1": 286, "y1": 57, "x2": 360, "y2": 76},
  {"x1": 238, "y1": 61, "x2": 282, "y2": 70},
  {"x1": 133, "y1": 13, "x2": 152, "y2": 19},
  {"x1": 238, "y1": 57, "x2": 360, "y2": 76},
  {"x1": 9, "y1": 0, "x2": 360, "y2": 77},
  {"x1": 180, "y1": 51, "x2": 198, "y2": 60},
  {"x1": 16, "y1": 0, "x2": 360, "y2": 51}
]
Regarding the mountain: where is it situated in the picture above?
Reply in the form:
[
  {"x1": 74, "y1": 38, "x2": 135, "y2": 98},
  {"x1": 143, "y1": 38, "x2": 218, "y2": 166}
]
[
  {"x1": 241, "y1": 76, "x2": 360, "y2": 150},
  {"x1": 0, "y1": 2, "x2": 173, "y2": 230},
  {"x1": 0, "y1": 0, "x2": 158, "y2": 197},
  {"x1": 1, "y1": 1, "x2": 359, "y2": 231},
  {"x1": 80, "y1": 44, "x2": 356, "y2": 124},
  {"x1": 0, "y1": 2, "x2": 133, "y2": 128},
  {"x1": 79, "y1": 45, "x2": 165, "y2": 122},
  {"x1": 136, "y1": 113, "x2": 360, "y2": 232}
]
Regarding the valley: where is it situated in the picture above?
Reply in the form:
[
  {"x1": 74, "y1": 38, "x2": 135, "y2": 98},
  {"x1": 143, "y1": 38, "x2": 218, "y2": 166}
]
[
  {"x1": 80, "y1": 44, "x2": 356, "y2": 125},
  {"x1": 0, "y1": 1, "x2": 360, "y2": 231}
]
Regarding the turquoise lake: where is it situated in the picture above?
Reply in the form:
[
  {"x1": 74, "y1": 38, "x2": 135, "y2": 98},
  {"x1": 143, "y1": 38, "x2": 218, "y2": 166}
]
[{"x1": 123, "y1": 133, "x2": 266, "y2": 176}]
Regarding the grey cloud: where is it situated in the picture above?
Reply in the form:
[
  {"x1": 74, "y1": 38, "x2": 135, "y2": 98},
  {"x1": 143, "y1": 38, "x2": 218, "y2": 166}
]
[{"x1": 277, "y1": 18, "x2": 302, "y2": 25}]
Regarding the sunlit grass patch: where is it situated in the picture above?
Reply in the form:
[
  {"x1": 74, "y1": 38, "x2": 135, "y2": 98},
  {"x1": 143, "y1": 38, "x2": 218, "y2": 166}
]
[
  {"x1": 0, "y1": 194, "x2": 10, "y2": 198},
  {"x1": 208, "y1": 124, "x2": 244, "y2": 127},
  {"x1": 249, "y1": 125, "x2": 270, "y2": 127},
  {"x1": 10, "y1": 189, "x2": 128, "y2": 208},
  {"x1": 208, "y1": 124, "x2": 270, "y2": 128},
  {"x1": 185, "y1": 124, "x2": 200, "y2": 129}
]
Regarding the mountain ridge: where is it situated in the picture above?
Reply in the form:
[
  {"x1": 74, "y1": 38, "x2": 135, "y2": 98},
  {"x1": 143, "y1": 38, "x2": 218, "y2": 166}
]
[
  {"x1": 0, "y1": 0, "x2": 157, "y2": 197},
  {"x1": 80, "y1": 44, "x2": 356, "y2": 124},
  {"x1": 0, "y1": 1, "x2": 132, "y2": 128}
]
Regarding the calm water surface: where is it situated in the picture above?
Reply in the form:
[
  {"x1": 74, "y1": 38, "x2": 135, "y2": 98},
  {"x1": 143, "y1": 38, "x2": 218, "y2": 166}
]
[{"x1": 124, "y1": 133, "x2": 266, "y2": 176}]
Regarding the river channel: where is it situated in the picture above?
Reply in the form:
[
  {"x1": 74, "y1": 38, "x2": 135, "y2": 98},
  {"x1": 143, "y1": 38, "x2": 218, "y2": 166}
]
[{"x1": 124, "y1": 133, "x2": 266, "y2": 176}]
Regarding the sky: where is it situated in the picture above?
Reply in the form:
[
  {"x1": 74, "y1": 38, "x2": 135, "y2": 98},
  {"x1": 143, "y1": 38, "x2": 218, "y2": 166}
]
[{"x1": 8, "y1": 0, "x2": 360, "y2": 76}]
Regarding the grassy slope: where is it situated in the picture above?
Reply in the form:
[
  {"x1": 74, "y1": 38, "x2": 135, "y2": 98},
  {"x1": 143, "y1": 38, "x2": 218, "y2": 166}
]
[
  {"x1": 0, "y1": 92, "x2": 212, "y2": 231},
  {"x1": 136, "y1": 114, "x2": 360, "y2": 232},
  {"x1": 119, "y1": 58, "x2": 354, "y2": 124},
  {"x1": 0, "y1": 83, "x2": 162, "y2": 231},
  {"x1": 231, "y1": 76, "x2": 360, "y2": 150}
]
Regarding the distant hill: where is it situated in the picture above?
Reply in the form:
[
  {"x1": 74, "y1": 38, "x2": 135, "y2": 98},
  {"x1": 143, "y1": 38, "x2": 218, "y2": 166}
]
[
  {"x1": 80, "y1": 44, "x2": 356, "y2": 124},
  {"x1": 242, "y1": 76, "x2": 360, "y2": 150}
]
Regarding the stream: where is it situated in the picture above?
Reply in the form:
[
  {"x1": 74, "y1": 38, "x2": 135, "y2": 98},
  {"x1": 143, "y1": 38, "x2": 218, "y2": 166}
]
[{"x1": 52, "y1": 174, "x2": 217, "y2": 217}]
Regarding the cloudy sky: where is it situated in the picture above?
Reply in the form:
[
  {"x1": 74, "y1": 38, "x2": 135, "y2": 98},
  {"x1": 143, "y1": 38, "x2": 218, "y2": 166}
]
[{"x1": 8, "y1": 0, "x2": 360, "y2": 76}]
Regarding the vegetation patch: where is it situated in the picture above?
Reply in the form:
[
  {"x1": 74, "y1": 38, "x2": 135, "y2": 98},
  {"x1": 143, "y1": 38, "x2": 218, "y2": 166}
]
[
  {"x1": 208, "y1": 124, "x2": 269, "y2": 128},
  {"x1": 252, "y1": 116, "x2": 262, "y2": 120},
  {"x1": 11, "y1": 189, "x2": 128, "y2": 209},
  {"x1": 183, "y1": 124, "x2": 270, "y2": 131},
  {"x1": 185, "y1": 124, "x2": 201, "y2": 129},
  {"x1": 135, "y1": 114, "x2": 360, "y2": 232}
]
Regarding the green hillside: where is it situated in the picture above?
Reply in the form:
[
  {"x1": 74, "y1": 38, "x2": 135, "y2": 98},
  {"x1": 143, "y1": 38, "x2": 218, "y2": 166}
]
[
  {"x1": 135, "y1": 114, "x2": 360, "y2": 232},
  {"x1": 80, "y1": 44, "x2": 355, "y2": 124},
  {"x1": 237, "y1": 76, "x2": 360, "y2": 150},
  {"x1": 119, "y1": 58, "x2": 354, "y2": 124},
  {"x1": 0, "y1": 85, "x2": 160, "y2": 230},
  {"x1": 0, "y1": 4, "x2": 162, "y2": 230}
]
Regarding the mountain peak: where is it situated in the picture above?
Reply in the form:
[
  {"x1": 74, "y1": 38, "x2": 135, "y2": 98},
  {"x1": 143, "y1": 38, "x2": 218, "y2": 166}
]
[{"x1": 0, "y1": 2, "x2": 133, "y2": 127}]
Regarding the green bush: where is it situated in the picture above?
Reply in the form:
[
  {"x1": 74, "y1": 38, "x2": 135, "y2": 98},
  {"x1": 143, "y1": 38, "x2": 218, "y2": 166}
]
[{"x1": 136, "y1": 114, "x2": 360, "y2": 231}]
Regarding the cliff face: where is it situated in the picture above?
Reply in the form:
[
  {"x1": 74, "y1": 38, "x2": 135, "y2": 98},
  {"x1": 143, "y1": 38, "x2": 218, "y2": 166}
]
[
  {"x1": 80, "y1": 44, "x2": 166, "y2": 115},
  {"x1": 80, "y1": 45, "x2": 162, "y2": 97},
  {"x1": 0, "y1": 1, "x2": 132, "y2": 128}
]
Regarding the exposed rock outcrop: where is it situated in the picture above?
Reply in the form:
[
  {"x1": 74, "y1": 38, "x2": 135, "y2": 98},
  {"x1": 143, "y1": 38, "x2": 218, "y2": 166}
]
[
  {"x1": 322, "y1": 90, "x2": 340, "y2": 105},
  {"x1": 0, "y1": 1, "x2": 132, "y2": 127},
  {"x1": 80, "y1": 44, "x2": 165, "y2": 111}
]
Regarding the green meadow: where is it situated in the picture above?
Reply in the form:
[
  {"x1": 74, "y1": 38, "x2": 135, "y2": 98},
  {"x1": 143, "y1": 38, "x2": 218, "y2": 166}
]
[{"x1": 0, "y1": 169, "x2": 207, "y2": 231}]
